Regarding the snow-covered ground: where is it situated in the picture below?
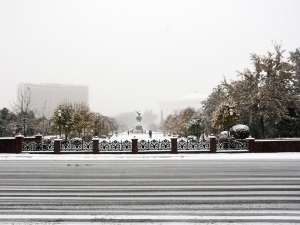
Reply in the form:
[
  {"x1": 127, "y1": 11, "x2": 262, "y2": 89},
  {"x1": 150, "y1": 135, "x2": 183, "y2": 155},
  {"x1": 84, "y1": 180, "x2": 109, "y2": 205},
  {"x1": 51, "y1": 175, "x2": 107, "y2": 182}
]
[
  {"x1": 0, "y1": 152, "x2": 299, "y2": 161},
  {"x1": 103, "y1": 131, "x2": 170, "y2": 141}
]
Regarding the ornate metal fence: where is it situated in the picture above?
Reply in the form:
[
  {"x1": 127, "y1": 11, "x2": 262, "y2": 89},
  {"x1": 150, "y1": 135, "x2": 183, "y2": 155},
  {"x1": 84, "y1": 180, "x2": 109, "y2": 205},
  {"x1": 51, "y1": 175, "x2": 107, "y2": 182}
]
[
  {"x1": 99, "y1": 140, "x2": 132, "y2": 152},
  {"x1": 21, "y1": 137, "x2": 248, "y2": 153},
  {"x1": 138, "y1": 139, "x2": 171, "y2": 151},
  {"x1": 22, "y1": 140, "x2": 54, "y2": 152},
  {"x1": 177, "y1": 139, "x2": 210, "y2": 151},
  {"x1": 216, "y1": 139, "x2": 248, "y2": 150},
  {"x1": 61, "y1": 140, "x2": 93, "y2": 152},
  {"x1": 22, "y1": 140, "x2": 93, "y2": 152}
]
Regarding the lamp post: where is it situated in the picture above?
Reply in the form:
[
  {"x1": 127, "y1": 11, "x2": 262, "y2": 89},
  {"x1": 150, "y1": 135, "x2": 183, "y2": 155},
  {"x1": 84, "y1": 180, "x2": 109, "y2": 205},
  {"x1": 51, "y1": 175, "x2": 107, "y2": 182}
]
[
  {"x1": 229, "y1": 108, "x2": 234, "y2": 138},
  {"x1": 23, "y1": 115, "x2": 26, "y2": 136},
  {"x1": 65, "y1": 125, "x2": 68, "y2": 140},
  {"x1": 58, "y1": 110, "x2": 62, "y2": 139},
  {"x1": 91, "y1": 130, "x2": 94, "y2": 139}
]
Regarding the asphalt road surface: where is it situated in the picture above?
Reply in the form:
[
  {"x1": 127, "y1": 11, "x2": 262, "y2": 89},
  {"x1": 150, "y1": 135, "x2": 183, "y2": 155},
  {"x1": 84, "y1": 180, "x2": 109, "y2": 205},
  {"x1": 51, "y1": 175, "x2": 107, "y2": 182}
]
[{"x1": 0, "y1": 155, "x2": 299, "y2": 224}]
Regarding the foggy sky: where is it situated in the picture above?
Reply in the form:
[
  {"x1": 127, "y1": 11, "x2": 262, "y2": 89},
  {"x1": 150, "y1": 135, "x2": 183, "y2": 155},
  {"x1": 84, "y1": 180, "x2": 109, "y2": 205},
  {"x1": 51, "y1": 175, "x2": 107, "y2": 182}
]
[{"x1": 1, "y1": 0, "x2": 299, "y2": 116}]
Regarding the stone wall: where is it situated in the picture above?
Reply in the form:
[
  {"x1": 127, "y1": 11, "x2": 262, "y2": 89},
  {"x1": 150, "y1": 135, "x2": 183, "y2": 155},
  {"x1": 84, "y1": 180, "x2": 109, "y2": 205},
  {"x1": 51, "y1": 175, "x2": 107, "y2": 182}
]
[
  {"x1": 249, "y1": 139, "x2": 300, "y2": 153},
  {"x1": 0, "y1": 134, "x2": 42, "y2": 153},
  {"x1": 0, "y1": 138, "x2": 16, "y2": 153}
]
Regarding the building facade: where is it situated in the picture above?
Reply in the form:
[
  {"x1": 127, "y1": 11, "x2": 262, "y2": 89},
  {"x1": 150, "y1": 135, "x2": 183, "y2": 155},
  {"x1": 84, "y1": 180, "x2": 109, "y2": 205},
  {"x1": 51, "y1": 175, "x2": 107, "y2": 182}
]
[
  {"x1": 158, "y1": 92, "x2": 207, "y2": 122},
  {"x1": 18, "y1": 83, "x2": 89, "y2": 118}
]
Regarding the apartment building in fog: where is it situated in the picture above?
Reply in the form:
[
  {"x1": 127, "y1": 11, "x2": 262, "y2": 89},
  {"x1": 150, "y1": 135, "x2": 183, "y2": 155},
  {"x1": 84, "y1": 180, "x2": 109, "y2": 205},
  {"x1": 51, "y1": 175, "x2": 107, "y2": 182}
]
[{"x1": 18, "y1": 83, "x2": 89, "y2": 118}]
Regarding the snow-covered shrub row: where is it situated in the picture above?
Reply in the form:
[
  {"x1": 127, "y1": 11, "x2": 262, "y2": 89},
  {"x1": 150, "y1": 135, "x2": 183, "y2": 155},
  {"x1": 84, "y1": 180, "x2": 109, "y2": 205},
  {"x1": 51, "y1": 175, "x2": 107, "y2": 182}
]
[{"x1": 231, "y1": 124, "x2": 250, "y2": 139}]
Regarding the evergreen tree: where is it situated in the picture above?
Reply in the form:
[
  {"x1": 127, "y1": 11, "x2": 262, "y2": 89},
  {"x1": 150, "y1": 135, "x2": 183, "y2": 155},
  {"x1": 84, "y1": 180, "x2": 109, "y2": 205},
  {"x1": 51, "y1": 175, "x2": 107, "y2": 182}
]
[{"x1": 0, "y1": 108, "x2": 16, "y2": 137}]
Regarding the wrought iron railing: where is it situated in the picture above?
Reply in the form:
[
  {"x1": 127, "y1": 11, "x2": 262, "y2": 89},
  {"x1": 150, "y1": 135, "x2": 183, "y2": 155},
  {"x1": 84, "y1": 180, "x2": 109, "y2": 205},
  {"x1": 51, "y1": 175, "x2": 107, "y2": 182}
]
[
  {"x1": 177, "y1": 139, "x2": 210, "y2": 151},
  {"x1": 99, "y1": 140, "x2": 132, "y2": 151},
  {"x1": 216, "y1": 139, "x2": 248, "y2": 150},
  {"x1": 23, "y1": 140, "x2": 54, "y2": 152},
  {"x1": 138, "y1": 139, "x2": 171, "y2": 151},
  {"x1": 22, "y1": 138, "x2": 249, "y2": 152},
  {"x1": 61, "y1": 140, "x2": 93, "y2": 152}
]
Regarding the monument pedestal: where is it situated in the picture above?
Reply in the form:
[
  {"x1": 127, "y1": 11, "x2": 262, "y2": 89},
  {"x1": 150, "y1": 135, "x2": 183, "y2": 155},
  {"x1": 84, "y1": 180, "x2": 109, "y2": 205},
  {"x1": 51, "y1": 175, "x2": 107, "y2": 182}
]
[
  {"x1": 135, "y1": 111, "x2": 143, "y2": 133},
  {"x1": 136, "y1": 125, "x2": 143, "y2": 132}
]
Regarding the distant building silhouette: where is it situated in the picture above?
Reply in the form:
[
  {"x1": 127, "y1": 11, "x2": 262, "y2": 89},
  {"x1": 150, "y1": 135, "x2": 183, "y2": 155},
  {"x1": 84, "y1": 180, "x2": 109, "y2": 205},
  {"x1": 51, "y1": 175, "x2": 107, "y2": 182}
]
[
  {"x1": 158, "y1": 92, "x2": 207, "y2": 122},
  {"x1": 18, "y1": 83, "x2": 89, "y2": 118}
]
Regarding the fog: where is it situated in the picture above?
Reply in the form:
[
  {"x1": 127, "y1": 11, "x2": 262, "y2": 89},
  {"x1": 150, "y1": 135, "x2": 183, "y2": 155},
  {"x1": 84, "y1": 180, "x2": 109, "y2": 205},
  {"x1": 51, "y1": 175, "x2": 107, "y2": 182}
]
[{"x1": 0, "y1": 0, "x2": 299, "y2": 116}]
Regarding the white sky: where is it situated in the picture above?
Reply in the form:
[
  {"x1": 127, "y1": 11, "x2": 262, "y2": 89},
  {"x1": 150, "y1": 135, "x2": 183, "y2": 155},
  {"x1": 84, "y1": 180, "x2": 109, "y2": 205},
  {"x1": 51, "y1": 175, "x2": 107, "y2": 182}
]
[{"x1": 1, "y1": 0, "x2": 299, "y2": 116}]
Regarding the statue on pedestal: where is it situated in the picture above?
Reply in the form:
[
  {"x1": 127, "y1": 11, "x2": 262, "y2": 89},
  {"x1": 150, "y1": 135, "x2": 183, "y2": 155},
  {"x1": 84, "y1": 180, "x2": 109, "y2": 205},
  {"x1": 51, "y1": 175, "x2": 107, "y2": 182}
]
[{"x1": 135, "y1": 110, "x2": 143, "y2": 132}]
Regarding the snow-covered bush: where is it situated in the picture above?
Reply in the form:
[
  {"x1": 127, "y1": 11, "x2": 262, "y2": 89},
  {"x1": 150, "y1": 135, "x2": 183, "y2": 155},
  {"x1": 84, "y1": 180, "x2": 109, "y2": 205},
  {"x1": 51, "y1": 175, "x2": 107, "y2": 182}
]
[
  {"x1": 219, "y1": 131, "x2": 229, "y2": 139},
  {"x1": 231, "y1": 124, "x2": 250, "y2": 139}
]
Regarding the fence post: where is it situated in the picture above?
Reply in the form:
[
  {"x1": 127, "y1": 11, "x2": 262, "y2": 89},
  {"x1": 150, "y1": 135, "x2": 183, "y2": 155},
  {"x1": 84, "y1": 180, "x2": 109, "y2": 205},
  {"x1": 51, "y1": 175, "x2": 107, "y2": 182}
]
[
  {"x1": 246, "y1": 136, "x2": 255, "y2": 153},
  {"x1": 171, "y1": 137, "x2": 178, "y2": 154},
  {"x1": 209, "y1": 135, "x2": 216, "y2": 153},
  {"x1": 35, "y1": 133, "x2": 43, "y2": 142},
  {"x1": 132, "y1": 137, "x2": 138, "y2": 154},
  {"x1": 93, "y1": 137, "x2": 99, "y2": 154},
  {"x1": 54, "y1": 139, "x2": 61, "y2": 154},
  {"x1": 15, "y1": 134, "x2": 24, "y2": 154}
]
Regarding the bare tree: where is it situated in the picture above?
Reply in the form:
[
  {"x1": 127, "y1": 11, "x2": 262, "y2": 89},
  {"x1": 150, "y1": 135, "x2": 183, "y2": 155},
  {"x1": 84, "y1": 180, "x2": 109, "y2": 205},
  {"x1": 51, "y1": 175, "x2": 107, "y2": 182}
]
[
  {"x1": 34, "y1": 101, "x2": 51, "y2": 135},
  {"x1": 12, "y1": 86, "x2": 34, "y2": 136}
]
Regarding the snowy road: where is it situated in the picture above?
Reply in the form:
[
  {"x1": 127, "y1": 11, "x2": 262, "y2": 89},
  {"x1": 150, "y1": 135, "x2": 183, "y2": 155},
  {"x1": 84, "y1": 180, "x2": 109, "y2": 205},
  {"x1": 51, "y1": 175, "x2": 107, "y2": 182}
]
[{"x1": 0, "y1": 153, "x2": 299, "y2": 224}]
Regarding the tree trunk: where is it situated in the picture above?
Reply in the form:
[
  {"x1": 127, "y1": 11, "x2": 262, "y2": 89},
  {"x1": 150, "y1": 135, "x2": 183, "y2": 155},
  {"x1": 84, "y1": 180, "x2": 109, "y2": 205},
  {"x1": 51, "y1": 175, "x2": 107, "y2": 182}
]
[{"x1": 260, "y1": 115, "x2": 265, "y2": 139}]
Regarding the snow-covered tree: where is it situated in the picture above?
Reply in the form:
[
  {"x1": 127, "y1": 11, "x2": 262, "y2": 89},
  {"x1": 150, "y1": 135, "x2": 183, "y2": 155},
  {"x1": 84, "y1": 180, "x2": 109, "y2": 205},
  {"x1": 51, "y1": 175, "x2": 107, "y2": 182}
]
[
  {"x1": 177, "y1": 107, "x2": 196, "y2": 135},
  {"x1": 162, "y1": 114, "x2": 179, "y2": 135},
  {"x1": 201, "y1": 85, "x2": 228, "y2": 135},
  {"x1": 73, "y1": 103, "x2": 93, "y2": 139},
  {"x1": 93, "y1": 112, "x2": 117, "y2": 136},
  {"x1": 210, "y1": 100, "x2": 239, "y2": 133},
  {"x1": 290, "y1": 48, "x2": 300, "y2": 78},
  {"x1": 51, "y1": 103, "x2": 74, "y2": 139},
  {"x1": 186, "y1": 110, "x2": 203, "y2": 139},
  {"x1": 223, "y1": 44, "x2": 299, "y2": 138},
  {"x1": 0, "y1": 108, "x2": 16, "y2": 137}
]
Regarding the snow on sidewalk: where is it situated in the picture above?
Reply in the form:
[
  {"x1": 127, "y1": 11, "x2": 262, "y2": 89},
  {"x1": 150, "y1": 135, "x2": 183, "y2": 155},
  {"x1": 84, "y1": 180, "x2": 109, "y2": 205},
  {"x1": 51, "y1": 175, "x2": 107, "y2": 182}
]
[{"x1": 0, "y1": 152, "x2": 299, "y2": 160}]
